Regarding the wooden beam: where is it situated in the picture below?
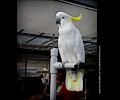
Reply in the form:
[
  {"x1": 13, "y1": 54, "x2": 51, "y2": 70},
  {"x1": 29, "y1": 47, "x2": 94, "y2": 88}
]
[
  {"x1": 17, "y1": 32, "x2": 58, "y2": 39},
  {"x1": 40, "y1": 38, "x2": 53, "y2": 45},
  {"x1": 25, "y1": 33, "x2": 45, "y2": 43}
]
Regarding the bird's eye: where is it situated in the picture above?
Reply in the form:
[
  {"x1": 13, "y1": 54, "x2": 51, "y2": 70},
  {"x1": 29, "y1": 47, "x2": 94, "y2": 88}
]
[{"x1": 62, "y1": 17, "x2": 65, "y2": 19}]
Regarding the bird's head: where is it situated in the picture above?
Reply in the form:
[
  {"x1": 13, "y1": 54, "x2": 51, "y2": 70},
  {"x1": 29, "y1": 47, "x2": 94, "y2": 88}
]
[
  {"x1": 56, "y1": 12, "x2": 71, "y2": 26},
  {"x1": 56, "y1": 11, "x2": 82, "y2": 27}
]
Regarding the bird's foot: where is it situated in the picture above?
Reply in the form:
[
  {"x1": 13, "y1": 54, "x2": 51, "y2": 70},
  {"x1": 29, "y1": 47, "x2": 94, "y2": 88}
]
[
  {"x1": 62, "y1": 61, "x2": 68, "y2": 69},
  {"x1": 73, "y1": 61, "x2": 81, "y2": 73},
  {"x1": 74, "y1": 60, "x2": 80, "y2": 69}
]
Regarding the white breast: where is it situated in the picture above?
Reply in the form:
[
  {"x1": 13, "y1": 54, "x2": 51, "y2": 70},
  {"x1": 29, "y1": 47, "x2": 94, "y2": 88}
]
[{"x1": 60, "y1": 31, "x2": 78, "y2": 63}]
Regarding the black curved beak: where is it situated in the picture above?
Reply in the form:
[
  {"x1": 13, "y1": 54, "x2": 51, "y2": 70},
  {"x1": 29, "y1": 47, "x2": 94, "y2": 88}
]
[{"x1": 56, "y1": 18, "x2": 61, "y2": 25}]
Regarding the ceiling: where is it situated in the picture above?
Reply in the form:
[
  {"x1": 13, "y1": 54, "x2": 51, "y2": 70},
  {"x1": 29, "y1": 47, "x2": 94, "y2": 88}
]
[{"x1": 17, "y1": 0, "x2": 97, "y2": 55}]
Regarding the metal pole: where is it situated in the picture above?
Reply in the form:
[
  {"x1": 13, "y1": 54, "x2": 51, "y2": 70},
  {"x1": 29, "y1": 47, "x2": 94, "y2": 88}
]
[
  {"x1": 53, "y1": 34, "x2": 55, "y2": 48},
  {"x1": 53, "y1": 62, "x2": 97, "y2": 69},
  {"x1": 50, "y1": 48, "x2": 97, "y2": 100},
  {"x1": 85, "y1": 78, "x2": 87, "y2": 99},
  {"x1": 25, "y1": 53, "x2": 27, "y2": 78},
  {"x1": 50, "y1": 48, "x2": 58, "y2": 100},
  {"x1": 53, "y1": 62, "x2": 76, "y2": 69}
]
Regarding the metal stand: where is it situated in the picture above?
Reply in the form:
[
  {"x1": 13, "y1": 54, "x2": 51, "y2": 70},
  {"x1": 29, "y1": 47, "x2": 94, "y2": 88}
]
[{"x1": 50, "y1": 48, "x2": 97, "y2": 100}]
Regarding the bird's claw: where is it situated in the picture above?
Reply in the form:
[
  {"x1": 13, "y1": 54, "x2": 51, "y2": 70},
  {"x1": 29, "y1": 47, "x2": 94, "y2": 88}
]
[
  {"x1": 75, "y1": 61, "x2": 80, "y2": 68},
  {"x1": 62, "y1": 61, "x2": 68, "y2": 69},
  {"x1": 73, "y1": 61, "x2": 81, "y2": 73}
]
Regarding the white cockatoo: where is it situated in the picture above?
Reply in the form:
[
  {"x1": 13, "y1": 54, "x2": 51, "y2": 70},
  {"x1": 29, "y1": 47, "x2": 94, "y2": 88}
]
[{"x1": 56, "y1": 12, "x2": 85, "y2": 91}]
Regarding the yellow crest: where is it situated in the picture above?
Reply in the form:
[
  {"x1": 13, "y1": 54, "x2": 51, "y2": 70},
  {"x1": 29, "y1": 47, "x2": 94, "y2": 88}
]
[{"x1": 70, "y1": 13, "x2": 82, "y2": 22}]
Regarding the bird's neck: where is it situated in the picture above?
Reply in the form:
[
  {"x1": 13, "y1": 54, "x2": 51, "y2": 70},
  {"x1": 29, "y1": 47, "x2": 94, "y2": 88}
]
[
  {"x1": 58, "y1": 22, "x2": 75, "y2": 37},
  {"x1": 59, "y1": 21, "x2": 74, "y2": 29}
]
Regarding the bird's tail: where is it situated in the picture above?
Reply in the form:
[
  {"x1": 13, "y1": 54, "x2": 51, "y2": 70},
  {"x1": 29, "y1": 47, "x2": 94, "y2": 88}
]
[{"x1": 65, "y1": 70, "x2": 84, "y2": 91}]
